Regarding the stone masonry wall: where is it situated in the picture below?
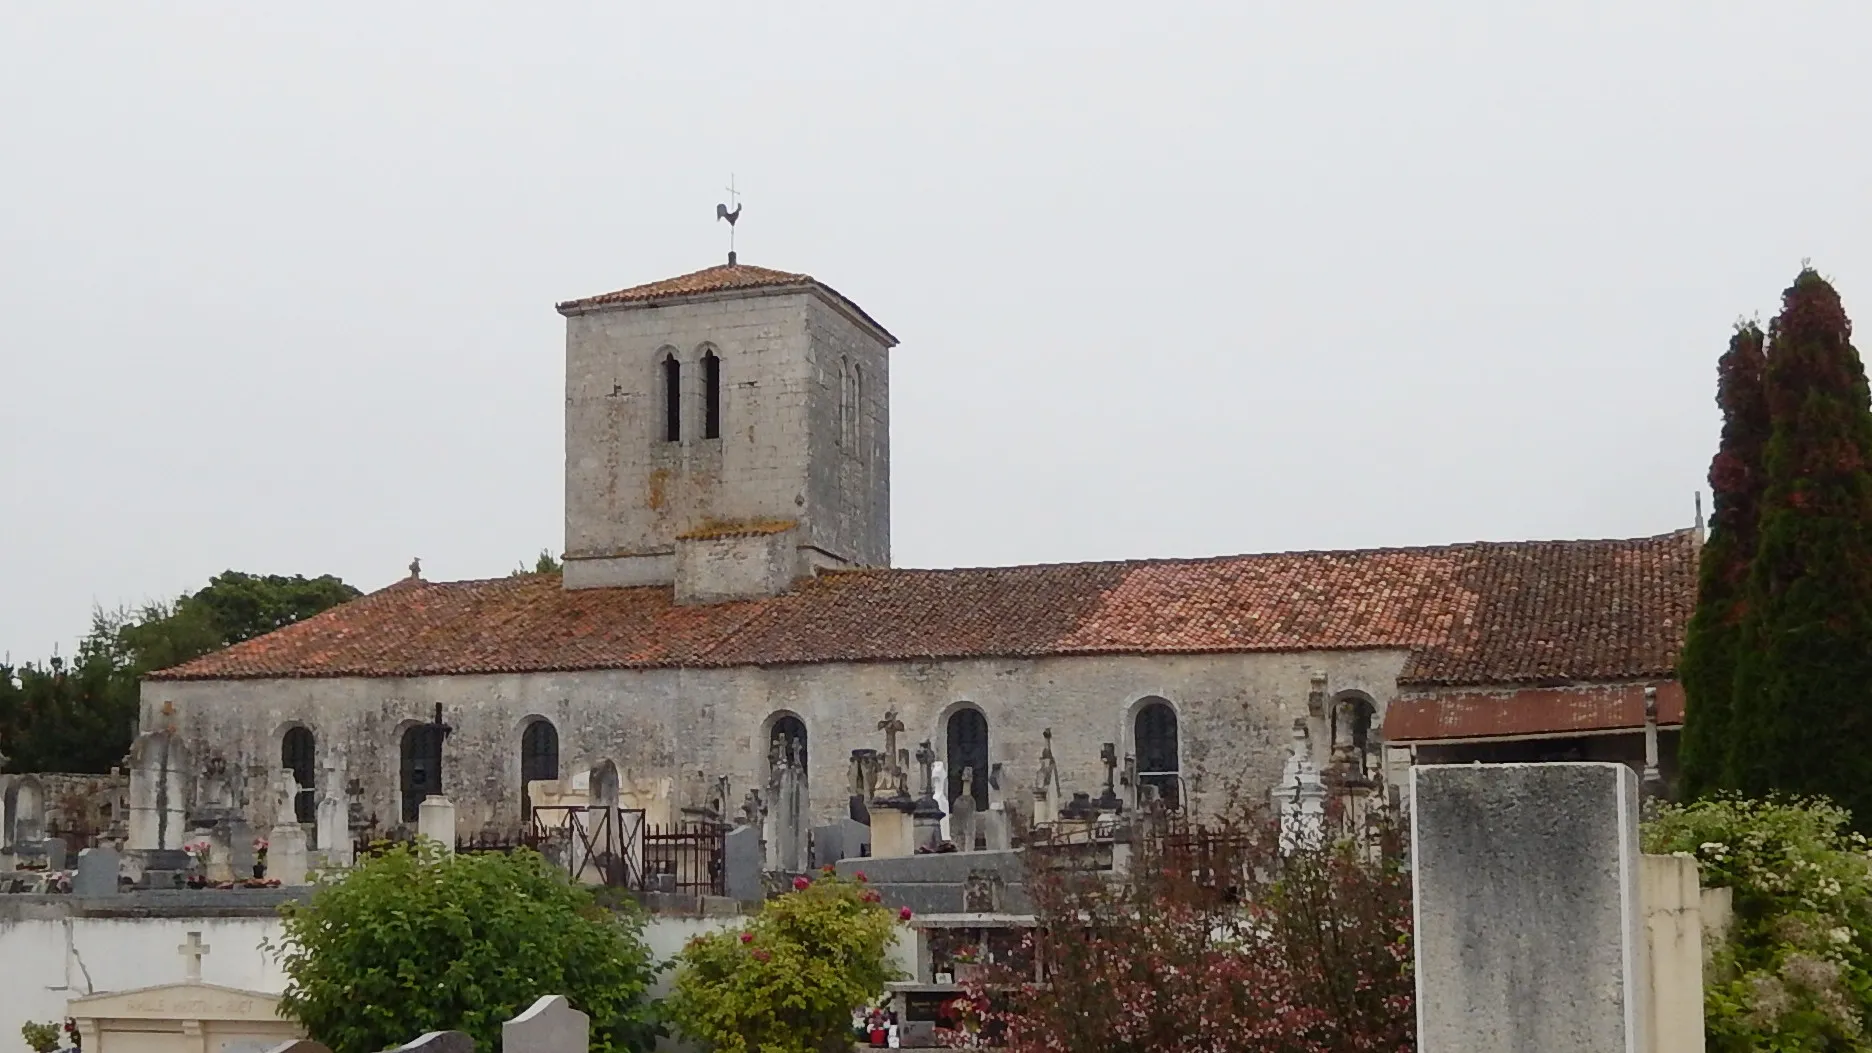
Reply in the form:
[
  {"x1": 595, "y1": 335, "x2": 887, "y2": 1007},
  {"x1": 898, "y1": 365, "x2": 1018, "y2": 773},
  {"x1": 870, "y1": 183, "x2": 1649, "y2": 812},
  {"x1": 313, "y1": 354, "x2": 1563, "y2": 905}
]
[
  {"x1": 562, "y1": 288, "x2": 892, "y2": 589},
  {"x1": 141, "y1": 648, "x2": 1409, "y2": 839},
  {"x1": 803, "y1": 294, "x2": 889, "y2": 568}
]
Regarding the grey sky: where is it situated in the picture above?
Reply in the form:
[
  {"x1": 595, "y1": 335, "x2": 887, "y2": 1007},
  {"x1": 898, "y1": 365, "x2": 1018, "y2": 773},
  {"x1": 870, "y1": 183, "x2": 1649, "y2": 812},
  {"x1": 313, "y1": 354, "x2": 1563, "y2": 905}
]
[{"x1": 4, "y1": 4, "x2": 1869, "y2": 659}]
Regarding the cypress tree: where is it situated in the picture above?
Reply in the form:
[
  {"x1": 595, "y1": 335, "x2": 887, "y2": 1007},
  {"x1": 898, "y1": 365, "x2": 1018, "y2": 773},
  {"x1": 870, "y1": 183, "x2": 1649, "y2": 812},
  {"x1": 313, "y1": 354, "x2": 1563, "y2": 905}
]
[
  {"x1": 1728, "y1": 268, "x2": 1872, "y2": 821},
  {"x1": 1678, "y1": 322, "x2": 1768, "y2": 797}
]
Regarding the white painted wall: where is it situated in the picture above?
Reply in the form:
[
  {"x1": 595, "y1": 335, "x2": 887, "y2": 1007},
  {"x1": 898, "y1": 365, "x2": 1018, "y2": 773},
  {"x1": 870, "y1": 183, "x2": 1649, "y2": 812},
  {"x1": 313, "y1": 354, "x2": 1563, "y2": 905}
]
[
  {"x1": 0, "y1": 915, "x2": 286, "y2": 1053},
  {"x1": 0, "y1": 911, "x2": 747, "y2": 1053}
]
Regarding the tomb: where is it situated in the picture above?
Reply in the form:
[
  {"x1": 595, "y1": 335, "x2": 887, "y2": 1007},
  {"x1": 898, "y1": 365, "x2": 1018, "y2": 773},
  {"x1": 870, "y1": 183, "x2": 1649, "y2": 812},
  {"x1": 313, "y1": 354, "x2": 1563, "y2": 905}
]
[{"x1": 66, "y1": 931, "x2": 303, "y2": 1053}]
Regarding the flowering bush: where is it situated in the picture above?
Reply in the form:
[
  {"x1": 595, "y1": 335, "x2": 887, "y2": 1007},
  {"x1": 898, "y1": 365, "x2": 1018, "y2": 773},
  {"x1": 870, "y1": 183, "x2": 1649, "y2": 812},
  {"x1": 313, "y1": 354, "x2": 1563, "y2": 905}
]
[
  {"x1": 20, "y1": 1022, "x2": 61, "y2": 1053},
  {"x1": 666, "y1": 871, "x2": 906, "y2": 1053},
  {"x1": 948, "y1": 808, "x2": 1413, "y2": 1052},
  {"x1": 1645, "y1": 794, "x2": 1872, "y2": 1051}
]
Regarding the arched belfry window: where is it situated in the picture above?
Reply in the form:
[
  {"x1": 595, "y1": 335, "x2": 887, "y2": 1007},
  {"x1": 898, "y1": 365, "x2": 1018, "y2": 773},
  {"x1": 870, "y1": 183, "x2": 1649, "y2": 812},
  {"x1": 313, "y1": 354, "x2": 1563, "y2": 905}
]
[
  {"x1": 401, "y1": 724, "x2": 444, "y2": 823},
  {"x1": 520, "y1": 719, "x2": 560, "y2": 821},
  {"x1": 282, "y1": 727, "x2": 315, "y2": 824},
  {"x1": 702, "y1": 350, "x2": 721, "y2": 439},
  {"x1": 946, "y1": 708, "x2": 989, "y2": 813},
  {"x1": 663, "y1": 353, "x2": 682, "y2": 443},
  {"x1": 1135, "y1": 700, "x2": 1180, "y2": 808}
]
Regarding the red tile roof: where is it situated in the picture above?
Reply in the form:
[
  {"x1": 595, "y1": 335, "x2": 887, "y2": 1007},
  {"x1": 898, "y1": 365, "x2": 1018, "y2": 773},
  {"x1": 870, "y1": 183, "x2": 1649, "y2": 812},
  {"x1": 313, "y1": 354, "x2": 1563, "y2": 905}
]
[
  {"x1": 149, "y1": 530, "x2": 1696, "y2": 686},
  {"x1": 1385, "y1": 681, "x2": 1684, "y2": 742},
  {"x1": 554, "y1": 262, "x2": 897, "y2": 344}
]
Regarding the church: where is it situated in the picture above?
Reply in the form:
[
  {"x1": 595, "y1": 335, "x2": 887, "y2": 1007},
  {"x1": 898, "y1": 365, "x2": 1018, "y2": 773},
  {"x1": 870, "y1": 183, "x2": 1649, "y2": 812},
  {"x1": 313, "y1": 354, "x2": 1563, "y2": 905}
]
[{"x1": 141, "y1": 257, "x2": 1698, "y2": 850}]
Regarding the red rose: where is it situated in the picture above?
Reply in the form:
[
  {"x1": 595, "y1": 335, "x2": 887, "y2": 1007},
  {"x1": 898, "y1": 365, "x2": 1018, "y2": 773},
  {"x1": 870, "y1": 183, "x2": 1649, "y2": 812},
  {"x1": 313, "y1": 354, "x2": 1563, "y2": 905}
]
[
  {"x1": 899, "y1": 906, "x2": 913, "y2": 921},
  {"x1": 792, "y1": 875, "x2": 810, "y2": 891},
  {"x1": 752, "y1": 948, "x2": 771, "y2": 962},
  {"x1": 855, "y1": 871, "x2": 867, "y2": 882},
  {"x1": 740, "y1": 932, "x2": 754, "y2": 944}
]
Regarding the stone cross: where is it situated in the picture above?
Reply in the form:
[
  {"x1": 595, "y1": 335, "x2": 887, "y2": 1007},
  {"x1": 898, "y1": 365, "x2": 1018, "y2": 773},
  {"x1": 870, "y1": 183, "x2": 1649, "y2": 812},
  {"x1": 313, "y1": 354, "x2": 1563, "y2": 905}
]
[
  {"x1": 1100, "y1": 742, "x2": 1118, "y2": 794},
  {"x1": 914, "y1": 740, "x2": 937, "y2": 799},
  {"x1": 1035, "y1": 728, "x2": 1057, "y2": 790},
  {"x1": 877, "y1": 709, "x2": 905, "y2": 771},
  {"x1": 178, "y1": 930, "x2": 209, "y2": 983}
]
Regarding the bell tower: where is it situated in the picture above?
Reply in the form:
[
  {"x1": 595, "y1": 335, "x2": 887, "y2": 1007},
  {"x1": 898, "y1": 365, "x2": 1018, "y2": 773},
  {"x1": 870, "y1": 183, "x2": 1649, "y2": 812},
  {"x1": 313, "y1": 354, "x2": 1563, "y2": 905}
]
[{"x1": 556, "y1": 261, "x2": 896, "y2": 600}]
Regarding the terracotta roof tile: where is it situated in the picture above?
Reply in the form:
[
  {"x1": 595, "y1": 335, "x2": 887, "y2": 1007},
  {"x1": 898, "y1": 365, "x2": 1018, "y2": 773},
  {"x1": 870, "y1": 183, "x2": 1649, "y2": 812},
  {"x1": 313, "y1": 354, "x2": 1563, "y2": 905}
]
[
  {"x1": 556, "y1": 263, "x2": 813, "y2": 310},
  {"x1": 149, "y1": 530, "x2": 1697, "y2": 685},
  {"x1": 554, "y1": 262, "x2": 897, "y2": 344}
]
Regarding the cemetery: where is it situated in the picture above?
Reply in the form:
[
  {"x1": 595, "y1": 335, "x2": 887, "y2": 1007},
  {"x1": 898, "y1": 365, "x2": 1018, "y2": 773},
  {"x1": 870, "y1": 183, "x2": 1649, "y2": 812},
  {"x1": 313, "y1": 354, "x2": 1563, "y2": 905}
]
[{"x1": 1, "y1": 690, "x2": 1754, "y2": 1051}]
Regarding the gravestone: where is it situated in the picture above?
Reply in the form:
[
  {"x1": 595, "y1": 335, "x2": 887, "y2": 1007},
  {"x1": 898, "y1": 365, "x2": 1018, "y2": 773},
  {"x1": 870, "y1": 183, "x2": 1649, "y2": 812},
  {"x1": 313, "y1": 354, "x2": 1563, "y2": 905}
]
[
  {"x1": 394, "y1": 1032, "x2": 474, "y2": 1053},
  {"x1": 316, "y1": 762, "x2": 350, "y2": 865},
  {"x1": 1412, "y1": 762, "x2": 1648, "y2": 1053},
  {"x1": 206, "y1": 822, "x2": 237, "y2": 882},
  {"x1": 128, "y1": 730, "x2": 190, "y2": 851},
  {"x1": 229, "y1": 818, "x2": 257, "y2": 877},
  {"x1": 724, "y1": 824, "x2": 763, "y2": 901},
  {"x1": 74, "y1": 846, "x2": 121, "y2": 896},
  {"x1": 271, "y1": 823, "x2": 310, "y2": 885},
  {"x1": 43, "y1": 836, "x2": 67, "y2": 871},
  {"x1": 810, "y1": 818, "x2": 871, "y2": 867},
  {"x1": 418, "y1": 794, "x2": 457, "y2": 852},
  {"x1": 12, "y1": 774, "x2": 46, "y2": 842},
  {"x1": 503, "y1": 994, "x2": 588, "y2": 1053}
]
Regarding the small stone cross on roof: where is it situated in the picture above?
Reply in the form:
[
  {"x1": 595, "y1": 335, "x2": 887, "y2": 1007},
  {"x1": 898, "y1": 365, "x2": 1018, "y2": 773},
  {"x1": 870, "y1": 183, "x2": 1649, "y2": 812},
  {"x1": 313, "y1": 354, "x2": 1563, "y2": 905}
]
[{"x1": 179, "y1": 930, "x2": 209, "y2": 983}]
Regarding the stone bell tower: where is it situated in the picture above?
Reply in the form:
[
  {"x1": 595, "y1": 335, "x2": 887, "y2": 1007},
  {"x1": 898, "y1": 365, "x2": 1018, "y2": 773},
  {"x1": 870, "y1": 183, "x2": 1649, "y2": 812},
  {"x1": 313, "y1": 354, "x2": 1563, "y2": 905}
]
[{"x1": 556, "y1": 261, "x2": 897, "y2": 601}]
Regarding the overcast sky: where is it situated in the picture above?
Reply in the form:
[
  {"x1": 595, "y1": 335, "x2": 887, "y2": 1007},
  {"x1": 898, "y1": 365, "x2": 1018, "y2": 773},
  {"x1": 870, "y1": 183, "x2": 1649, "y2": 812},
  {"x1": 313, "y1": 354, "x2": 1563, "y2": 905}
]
[{"x1": 4, "y1": 4, "x2": 1869, "y2": 659}]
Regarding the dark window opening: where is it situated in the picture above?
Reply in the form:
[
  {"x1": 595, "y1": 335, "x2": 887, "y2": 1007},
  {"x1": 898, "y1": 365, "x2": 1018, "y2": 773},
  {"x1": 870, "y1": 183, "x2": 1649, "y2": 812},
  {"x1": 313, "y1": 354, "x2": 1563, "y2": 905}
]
[
  {"x1": 946, "y1": 708, "x2": 989, "y2": 814},
  {"x1": 702, "y1": 352, "x2": 721, "y2": 439},
  {"x1": 769, "y1": 715, "x2": 808, "y2": 774},
  {"x1": 282, "y1": 727, "x2": 316, "y2": 825},
  {"x1": 1135, "y1": 701, "x2": 1180, "y2": 809},
  {"x1": 521, "y1": 720, "x2": 560, "y2": 821},
  {"x1": 401, "y1": 725, "x2": 445, "y2": 823},
  {"x1": 663, "y1": 355, "x2": 682, "y2": 442}
]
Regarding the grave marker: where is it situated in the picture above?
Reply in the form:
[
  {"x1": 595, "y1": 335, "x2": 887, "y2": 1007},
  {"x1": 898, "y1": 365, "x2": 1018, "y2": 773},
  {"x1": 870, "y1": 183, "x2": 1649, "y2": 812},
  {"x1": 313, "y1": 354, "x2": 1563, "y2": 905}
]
[
  {"x1": 503, "y1": 995, "x2": 588, "y2": 1053},
  {"x1": 1411, "y1": 762, "x2": 1648, "y2": 1053}
]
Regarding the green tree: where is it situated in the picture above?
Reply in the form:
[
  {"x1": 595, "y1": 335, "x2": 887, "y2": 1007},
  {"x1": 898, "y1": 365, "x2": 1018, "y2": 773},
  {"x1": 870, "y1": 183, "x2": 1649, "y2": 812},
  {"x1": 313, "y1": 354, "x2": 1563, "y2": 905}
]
[
  {"x1": 1680, "y1": 322, "x2": 1770, "y2": 797},
  {"x1": 1645, "y1": 795, "x2": 1872, "y2": 1050},
  {"x1": 272, "y1": 842, "x2": 660, "y2": 1053},
  {"x1": 1729, "y1": 269, "x2": 1872, "y2": 819},
  {"x1": 667, "y1": 870, "x2": 905, "y2": 1053},
  {"x1": 513, "y1": 550, "x2": 563, "y2": 576},
  {"x1": 1, "y1": 571, "x2": 360, "y2": 773}
]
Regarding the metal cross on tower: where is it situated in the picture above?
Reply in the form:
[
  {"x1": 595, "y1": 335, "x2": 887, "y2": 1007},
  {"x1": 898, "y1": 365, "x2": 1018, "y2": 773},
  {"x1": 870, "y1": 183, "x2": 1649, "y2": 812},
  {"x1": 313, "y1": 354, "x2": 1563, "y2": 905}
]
[{"x1": 716, "y1": 174, "x2": 743, "y2": 264}]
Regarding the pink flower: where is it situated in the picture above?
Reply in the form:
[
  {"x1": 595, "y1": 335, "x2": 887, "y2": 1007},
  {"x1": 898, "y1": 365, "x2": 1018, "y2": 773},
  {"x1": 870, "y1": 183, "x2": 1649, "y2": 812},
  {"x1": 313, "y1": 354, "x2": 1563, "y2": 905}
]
[
  {"x1": 855, "y1": 871, "x2": 867, "y2": 883},
  {"x1": 739, "y1": 932, "x2": 753, "y2": 944},
  {"x1": 863, "y1": 890, "x2": 882, "y2": 903},
  {"x1": 752, "y1": 948, "x2": 771, "y2": 962},
  {"x1": 792, "y1": 875, "x2": 811, "y2": 891},
  {"x1": 900, "y1": 906, "x2": 913, "y2": 921}
]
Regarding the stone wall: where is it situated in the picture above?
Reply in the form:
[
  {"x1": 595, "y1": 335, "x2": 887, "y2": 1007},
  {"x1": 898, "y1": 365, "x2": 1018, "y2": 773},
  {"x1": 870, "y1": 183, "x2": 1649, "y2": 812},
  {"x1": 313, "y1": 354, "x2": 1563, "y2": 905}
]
[
  {"x1": 141, "y1": 648, "x2": 1409, "y2": 839},
  {"x1": 562, "y1": 287, "x2": 891, "y2": 590}
]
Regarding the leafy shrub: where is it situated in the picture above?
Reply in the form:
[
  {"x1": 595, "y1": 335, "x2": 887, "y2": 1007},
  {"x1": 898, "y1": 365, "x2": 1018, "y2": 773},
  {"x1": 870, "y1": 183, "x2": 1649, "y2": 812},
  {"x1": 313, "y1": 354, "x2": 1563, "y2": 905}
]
[
  {"x1": 20, "y1": 1022, "x2": 61, "y2": 1053},
  {"x1": 1644, "y1": 794, "x2": 1872, "y2": 1051},
  {"x1": 956, "y1": 808, "x2": 1414, "y2": 1052},
  {"x1": 271, "y1": 841, "x2": 659, "y2": 1053},
  {"x1": 666, "y1": 869, "x2": 905, "y2": 1053}
]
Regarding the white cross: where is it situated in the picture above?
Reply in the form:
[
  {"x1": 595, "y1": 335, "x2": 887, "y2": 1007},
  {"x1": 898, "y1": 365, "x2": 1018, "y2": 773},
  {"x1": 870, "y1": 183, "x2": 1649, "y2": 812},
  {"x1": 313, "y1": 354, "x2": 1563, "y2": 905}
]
[{"x1": 178, "y1": 931, "x2": 209, "y2": 982}]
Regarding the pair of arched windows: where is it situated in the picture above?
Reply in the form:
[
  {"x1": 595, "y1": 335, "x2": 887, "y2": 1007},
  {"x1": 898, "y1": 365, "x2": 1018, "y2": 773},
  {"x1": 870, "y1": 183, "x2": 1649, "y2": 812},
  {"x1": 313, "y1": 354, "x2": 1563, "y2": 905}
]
[
  {"x1": 393, "y1": 718, "x2": 561, "y2": 824},
  {"x1": 941, "y1": 699, "x2": 1182, "y2": 817},
  {"x1": 663, "y1": 349, "x2": 722, "y2": 443}
]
